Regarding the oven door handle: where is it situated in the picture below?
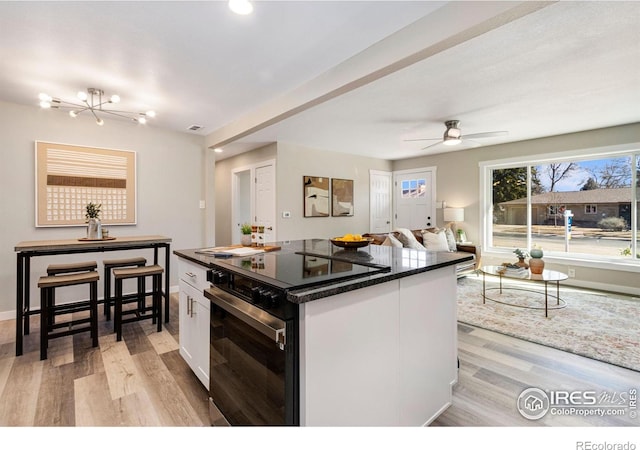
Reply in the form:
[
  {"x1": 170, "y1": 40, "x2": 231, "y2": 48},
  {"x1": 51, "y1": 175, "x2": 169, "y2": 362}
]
[{"x1": 205, "y1": 287, "x2": 286, "y2": 349}]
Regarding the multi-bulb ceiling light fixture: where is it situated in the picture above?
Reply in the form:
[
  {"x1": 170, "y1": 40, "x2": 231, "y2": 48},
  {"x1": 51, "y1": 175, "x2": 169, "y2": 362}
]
[{"x1": 38, "y1": 88, "x2": 156, "y2": 126}]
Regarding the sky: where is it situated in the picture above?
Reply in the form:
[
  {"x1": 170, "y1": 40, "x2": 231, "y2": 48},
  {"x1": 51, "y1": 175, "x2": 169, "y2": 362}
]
[{"x1": 535, "y1": 156, "x2": 633, "y2": 192}]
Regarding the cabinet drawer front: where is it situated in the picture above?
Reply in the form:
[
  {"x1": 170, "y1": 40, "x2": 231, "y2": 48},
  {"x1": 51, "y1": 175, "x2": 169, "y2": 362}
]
[{"x1": 178, "y1": 258, "x2": 209, "y2": 291}]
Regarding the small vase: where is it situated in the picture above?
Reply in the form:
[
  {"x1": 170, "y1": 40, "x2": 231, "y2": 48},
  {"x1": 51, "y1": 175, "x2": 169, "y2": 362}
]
[
  {"x1": 87, "y1": 218, "x2": 102, "y2": 239},
  {"x1": 241, "y1": 234, "x2": 251, "y2": 246},
  {"x1": 516, "y1": 258, "x2": 529, "y2": 269},
  {"x1": 529, "y1": 257, "x2": 545, "y2": 274}
]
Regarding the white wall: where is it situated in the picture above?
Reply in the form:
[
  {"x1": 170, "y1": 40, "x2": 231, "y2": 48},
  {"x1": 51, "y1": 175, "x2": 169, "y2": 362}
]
[
  {"x1": 0, "y1": 101, "x2": 207, "y2": 317},
  {"x1": 276, "y1": 142, "x2": 392, "y2": 240}
]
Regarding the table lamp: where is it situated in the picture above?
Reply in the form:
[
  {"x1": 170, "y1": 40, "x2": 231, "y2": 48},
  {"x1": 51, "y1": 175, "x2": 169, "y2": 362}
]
[{"x1": 443, "y1": 207, "x2": 465, "y2": 241}]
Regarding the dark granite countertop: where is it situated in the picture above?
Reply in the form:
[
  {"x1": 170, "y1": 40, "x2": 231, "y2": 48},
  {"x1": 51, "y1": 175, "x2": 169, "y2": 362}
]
[{"x1": 174, "y1": 239, "x2": 473, "y2": 304}]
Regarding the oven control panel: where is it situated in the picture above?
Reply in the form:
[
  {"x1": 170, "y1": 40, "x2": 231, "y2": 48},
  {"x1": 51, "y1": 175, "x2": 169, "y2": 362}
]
[
  {"x1": 250, "y1": 286, "x2": 283, "y2": 308},
  {"x1": 207, "y1": 268, "x2": 289, "y2": 319}
]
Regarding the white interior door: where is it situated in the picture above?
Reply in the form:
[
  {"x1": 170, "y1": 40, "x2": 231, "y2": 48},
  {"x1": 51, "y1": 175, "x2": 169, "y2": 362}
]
[
  {"x1": 255, "y1": 163, "x2": 276, "y2": 242},
  {"x1": 232, "y1": 160, "x2": 276, "y2": 245},
  {"x1": 370, "y1": 170, "x2": 392, "y2": 233},
  {"x1": 393, "y1": 168, "x2": 436, "y2": 230}
]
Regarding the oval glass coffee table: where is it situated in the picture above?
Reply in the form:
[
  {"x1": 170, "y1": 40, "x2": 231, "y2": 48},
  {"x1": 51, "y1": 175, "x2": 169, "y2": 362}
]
[{"x1": 480, "y1": 265, "x2": 568, "y2": 317}]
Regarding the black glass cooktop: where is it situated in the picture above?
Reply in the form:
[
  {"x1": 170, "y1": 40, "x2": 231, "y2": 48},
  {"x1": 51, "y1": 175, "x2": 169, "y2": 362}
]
[{"x1": 217, "y1": 250, "x2": 389, "y2": 290}]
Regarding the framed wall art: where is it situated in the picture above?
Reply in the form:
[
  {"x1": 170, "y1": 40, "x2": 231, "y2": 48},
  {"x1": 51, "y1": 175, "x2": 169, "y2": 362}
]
[
  {"x1": 35, "y1": 141, "x2": 137, "y2": 227},
  {"x1": 331, "y1": 178, "x2": 354, "y2": 217},
  {"x1": 303, "y1": 176, "x2": 329, "y2": 217}
]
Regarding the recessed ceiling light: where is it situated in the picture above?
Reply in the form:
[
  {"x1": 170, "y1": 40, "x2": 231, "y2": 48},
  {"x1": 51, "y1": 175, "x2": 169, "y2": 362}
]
[{"x1": 228, "y1": 0, "x2": 253, "y2": 15}]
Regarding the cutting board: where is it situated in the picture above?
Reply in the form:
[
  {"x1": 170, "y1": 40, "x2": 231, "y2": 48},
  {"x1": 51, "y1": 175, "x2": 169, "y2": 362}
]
[
  {"x1": 196, "y1": 244, "x2": 281, "y2": 256},
  {"x1": 232, "y1": 244, "x2": 281, "y2": 252}
]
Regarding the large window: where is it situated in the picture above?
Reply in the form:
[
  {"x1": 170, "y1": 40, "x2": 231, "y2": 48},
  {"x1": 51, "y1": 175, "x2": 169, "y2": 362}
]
[{"x1": 484, "y1": 151, "x2": 639, "y2": 263}]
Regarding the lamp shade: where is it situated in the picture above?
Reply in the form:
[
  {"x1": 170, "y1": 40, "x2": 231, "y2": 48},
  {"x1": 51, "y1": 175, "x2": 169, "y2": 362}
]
[{"x1": 443, "y1": 207, "x2": 464, "y2": 223}]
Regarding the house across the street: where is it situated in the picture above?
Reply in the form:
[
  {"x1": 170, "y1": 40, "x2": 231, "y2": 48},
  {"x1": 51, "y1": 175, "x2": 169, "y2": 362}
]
[{"x1": 497, "y1": 188, "x2": 632, "y2": 228}]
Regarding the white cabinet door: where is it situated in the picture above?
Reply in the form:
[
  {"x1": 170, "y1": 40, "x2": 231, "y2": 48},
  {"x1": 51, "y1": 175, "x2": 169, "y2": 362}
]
[
  {"x1": 179, "y1": 279, "x2": 199, "y2": 370},
  {"x1": 178, "y1": 258, "x2": 211, "y2": 388},
  {"x1": 191, "y1": 293, "x2": 210, "y2": 387}
]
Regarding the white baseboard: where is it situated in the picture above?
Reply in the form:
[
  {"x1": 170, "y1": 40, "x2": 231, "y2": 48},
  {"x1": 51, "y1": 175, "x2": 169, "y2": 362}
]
[{"x1": 561, "y1": 278, "x2": 640, "y2": 298}]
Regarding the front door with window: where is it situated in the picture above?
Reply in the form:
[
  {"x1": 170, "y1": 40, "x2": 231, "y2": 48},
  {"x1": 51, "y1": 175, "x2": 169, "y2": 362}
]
[{"x1": 393, "y1": 168, "x2": 436, "y2": 230}]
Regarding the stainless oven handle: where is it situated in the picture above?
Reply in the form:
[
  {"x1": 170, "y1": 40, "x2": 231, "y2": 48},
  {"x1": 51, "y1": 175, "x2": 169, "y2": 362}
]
[{"x1": 204, "y1": 287, "x2": 286, "y2": 349}]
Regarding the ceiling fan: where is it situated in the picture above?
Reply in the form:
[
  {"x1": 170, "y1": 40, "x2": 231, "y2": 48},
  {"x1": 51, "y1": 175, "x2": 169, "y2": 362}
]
[{"x1": 405, "y1": 120, "x2": 508, "y2": 150}]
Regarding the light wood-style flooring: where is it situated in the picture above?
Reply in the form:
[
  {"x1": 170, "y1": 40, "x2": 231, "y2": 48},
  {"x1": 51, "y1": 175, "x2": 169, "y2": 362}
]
[
  {"x1": 0, "y1": 294, "x2": 209, "y2": 426},
  {"x1": 1, "y1": 294, "x2": 638, "y2": 427},
  {"x1": 434, "y1": 323, "x2": 640, "y2": 426}
]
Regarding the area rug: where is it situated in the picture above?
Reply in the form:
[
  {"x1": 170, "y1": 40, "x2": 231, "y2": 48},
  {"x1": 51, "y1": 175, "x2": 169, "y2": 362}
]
[{"x1": 457, "y1": 276, "x2": 640, "y2": 372}]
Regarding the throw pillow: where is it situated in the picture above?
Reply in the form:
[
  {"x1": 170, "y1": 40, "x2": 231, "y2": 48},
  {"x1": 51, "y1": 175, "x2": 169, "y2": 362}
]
[
  {"x1": 421, "y1": 229, "x2": 450, "y2": 252},
  {"x1": 443, "y1": 227, "x2": 457, "y2": 252},
  {"x1": 394, "y1": 228, "x2": 427, "y2": 251},
  {"x1": 381, "y1": 233, "x2": 403, "y2": 248}
]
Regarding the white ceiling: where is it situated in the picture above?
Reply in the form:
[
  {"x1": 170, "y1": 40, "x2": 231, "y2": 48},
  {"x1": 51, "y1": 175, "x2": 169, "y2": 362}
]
[{"x1": 1, "y1": 1, "x2": 639, "y2": 161}]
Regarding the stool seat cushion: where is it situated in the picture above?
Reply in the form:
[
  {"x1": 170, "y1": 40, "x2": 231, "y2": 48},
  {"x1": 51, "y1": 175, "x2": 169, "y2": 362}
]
[
  {"x1": 113, "y1": 264, "x2": 164, "y2": 280},
  {"x1": 38, "y1": 271, "x2": 100, "y2": 288},
  {"x1": 46, "y1": 261, "x2": 97, "y2": 275},
  {"x1": 104, "y1": 257, "x2": 147, "y2": 268}
]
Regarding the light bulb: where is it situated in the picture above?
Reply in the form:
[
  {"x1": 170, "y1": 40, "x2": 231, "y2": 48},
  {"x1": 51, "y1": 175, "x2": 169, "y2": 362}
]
[
  {"x1": 77, "y1": 91, "x2": 88, "y2": 101},
  {"x1": 38, "y1": 93, "x2": 52, "y2": 102},
  {"x1": 69, "y1": 110, "x2": 77, "y2": 118},
  {"x1": 96, "y1": 118, "x2": 104, "y2": 126},
  {"x1": 229, "y1": 0, "x2": 253, "y2": 15},
  {"x1": 138, "y1": 116, "x2": 147, "y2": 124},
  {"x1": 110, "y1": 94, "x2": 120, "y2": 103},
  {"x1": 39, "y1": 100, "x2": 51, "y2": 109},
  {"x1": 443, "y1": 139, "x2": 462, "y2": 146},
  {"x1": 145, "y1": 110, "x2": 156, "y2": 118}
]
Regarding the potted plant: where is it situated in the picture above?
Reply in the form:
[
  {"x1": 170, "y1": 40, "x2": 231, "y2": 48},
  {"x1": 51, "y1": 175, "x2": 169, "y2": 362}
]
[
  {"x1": 513, "y1": 248, "x2": 529, "y2": 268},
  {"x1": 85, "y1": 202, "x2": 102, "y2": 239},
  {"x1": 240, "y1": 223, "x2": 252, "y2": 246}
]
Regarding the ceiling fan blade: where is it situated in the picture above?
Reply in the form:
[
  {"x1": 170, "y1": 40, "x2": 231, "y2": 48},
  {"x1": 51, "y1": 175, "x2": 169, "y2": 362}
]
[
  {"x1": 403, "y1": 137, "x2": 441, "y2": 142},
  {"x1": 464, "y1": 139, "x2": 483, "y2": 148},
  {"x1": 463, "y1": 130, "x2": 508, "y2": 139},
  {"x1": 421, "y1": 141, "x2": 444, "y2": 150}
]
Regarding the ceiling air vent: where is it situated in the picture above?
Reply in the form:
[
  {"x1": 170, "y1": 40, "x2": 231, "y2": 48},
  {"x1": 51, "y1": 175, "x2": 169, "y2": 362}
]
[{"x1": 187, "y1": 125, "x2": 203, "y2": 131}]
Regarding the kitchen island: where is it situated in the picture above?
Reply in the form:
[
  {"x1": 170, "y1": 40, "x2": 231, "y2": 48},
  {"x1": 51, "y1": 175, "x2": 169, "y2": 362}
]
[{"x1": 174, "y1": 239, "x2": 473, "y2": 426}]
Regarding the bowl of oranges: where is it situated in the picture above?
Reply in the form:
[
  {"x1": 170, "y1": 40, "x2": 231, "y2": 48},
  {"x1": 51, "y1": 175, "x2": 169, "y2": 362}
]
[{"x1": 330, "y1": 233, "x2": 374, "y2": 250}]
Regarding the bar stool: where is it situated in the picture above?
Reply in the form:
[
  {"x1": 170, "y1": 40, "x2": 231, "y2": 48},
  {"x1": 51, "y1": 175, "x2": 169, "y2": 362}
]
[
  {"x1": 45, "y1": 261, "x2": 98, "y2": 332},
  {"x1": 103, "y1": 257, "x2": 147, "y2": 321},
  {"x1": 113, "y1": 265, "x2": 163, "y2": 341},
  {"x1": 38, "y1": 271, "x2": 99, "y2": 360}
]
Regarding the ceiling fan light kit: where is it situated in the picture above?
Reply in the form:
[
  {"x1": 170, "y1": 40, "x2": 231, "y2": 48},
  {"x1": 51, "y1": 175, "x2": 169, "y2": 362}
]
[
  {"x1": 38, "y1": 88, "x2": 155, "y2": 126},
  {"x1": 442, "y1": 120, "x2": 462, "y2": 145}
]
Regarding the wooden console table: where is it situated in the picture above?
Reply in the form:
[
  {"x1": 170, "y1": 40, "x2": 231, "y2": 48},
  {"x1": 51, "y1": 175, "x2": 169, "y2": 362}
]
[{"x1": 14, "y1": 235, "x2": 171, "y2": 356}]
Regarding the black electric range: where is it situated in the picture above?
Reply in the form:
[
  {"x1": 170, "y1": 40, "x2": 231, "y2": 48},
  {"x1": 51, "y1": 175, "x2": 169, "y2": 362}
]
[{"x1": 203, "y1": 242, "x2": 390, "y2": 426}]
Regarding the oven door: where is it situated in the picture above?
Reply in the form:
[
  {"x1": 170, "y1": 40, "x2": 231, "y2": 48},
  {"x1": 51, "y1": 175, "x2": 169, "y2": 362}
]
[{"x1": 206, "y1": 286, "x2": 288, "y2": 426}]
